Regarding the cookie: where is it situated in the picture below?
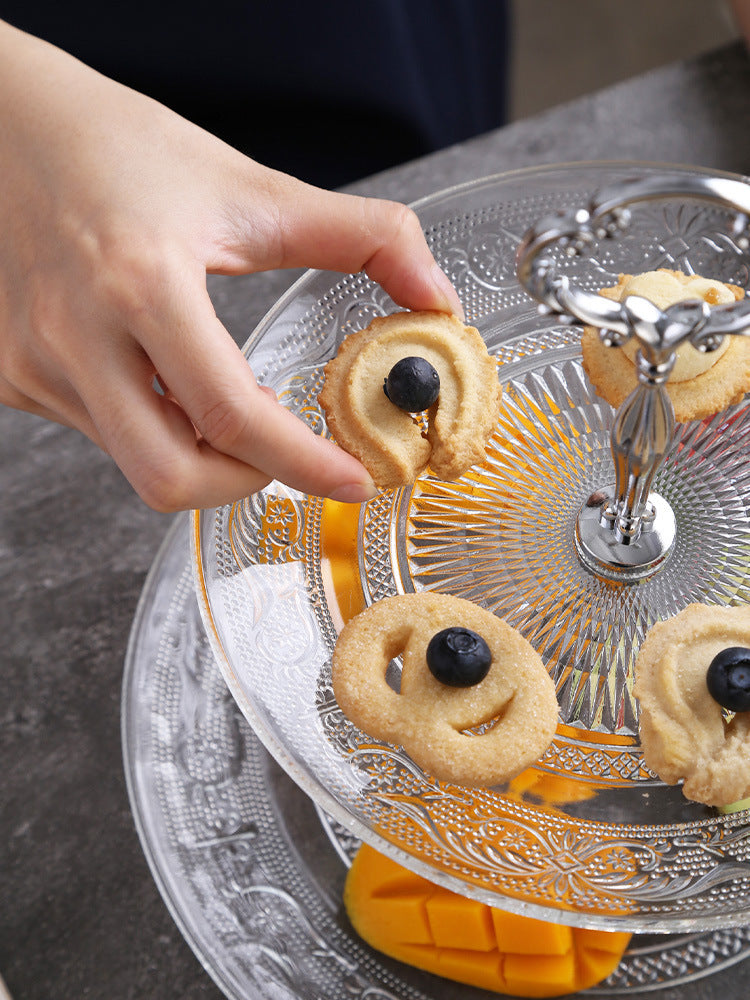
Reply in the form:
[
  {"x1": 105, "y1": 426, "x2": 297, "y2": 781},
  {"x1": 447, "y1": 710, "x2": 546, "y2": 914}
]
[
  {"x1": 581, "y1": 269, "x2": 750, "y2": 422},
  {"x1": 319, "y1": 310, "x2": 502, "y2": 490},
  {"x1": 331, "y1": 592, "x2": 559, "y2": 787},
  {"x1": 634, "y1": 602, "x2": 750, "y2": 806}
]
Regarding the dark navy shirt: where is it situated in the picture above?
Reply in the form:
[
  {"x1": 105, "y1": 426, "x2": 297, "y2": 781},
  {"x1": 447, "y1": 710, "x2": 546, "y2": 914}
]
[{"x1": 2, "y1": 1, "x2": 510, "y2": 187}]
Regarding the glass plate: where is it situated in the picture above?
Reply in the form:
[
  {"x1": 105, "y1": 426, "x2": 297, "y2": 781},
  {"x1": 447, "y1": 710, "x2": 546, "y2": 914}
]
[
  {"x1": 123, "y1": 514, "x2": 750, "y2": 998},
  {"x1": 193, "y1": 163, "x2": 750, "y2": 932}
]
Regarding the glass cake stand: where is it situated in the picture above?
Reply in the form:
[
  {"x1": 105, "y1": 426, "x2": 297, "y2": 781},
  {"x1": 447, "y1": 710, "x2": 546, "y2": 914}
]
[
  {"x1": 192, "y1": 162, "x2": 750, "y2": 933},
  {"x1": 122, "y1": 514, "x2": 750, "y2": 998}
]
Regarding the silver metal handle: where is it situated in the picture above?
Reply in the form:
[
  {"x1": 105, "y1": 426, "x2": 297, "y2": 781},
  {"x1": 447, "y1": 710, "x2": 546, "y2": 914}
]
[{"x1": 516, "y1": 174, "x2": 750, "y2": 358}]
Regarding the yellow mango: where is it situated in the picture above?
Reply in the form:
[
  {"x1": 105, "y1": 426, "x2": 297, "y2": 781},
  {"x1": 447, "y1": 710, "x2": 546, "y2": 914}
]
[
  {"x1": 426, "y1": 889, "x2": 496, "y2": 950},
  {"x1": 320, "y1": 499, "x2": 366, "y2": 623},
  {"x1": 344, "y1": 844, "x2": 631, "y2": 997},
  {"x1": 491, "y1": 908, "x2": 571, "y2": 956},
  {"x1": 504, "y1": 952, "x2": 576, "y2": 998},
  {"x1": 320, "y1": 498, "x2": 360, "y2": 558}
]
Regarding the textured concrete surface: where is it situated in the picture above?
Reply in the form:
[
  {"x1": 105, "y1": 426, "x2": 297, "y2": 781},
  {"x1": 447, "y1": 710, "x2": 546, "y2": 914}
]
[{"x1": 3, "y1": 41, "x2": 750, "y2": 1000}]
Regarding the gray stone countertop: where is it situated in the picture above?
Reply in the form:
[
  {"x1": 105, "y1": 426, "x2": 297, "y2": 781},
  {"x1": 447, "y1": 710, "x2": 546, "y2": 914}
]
[{"x1": 2, "y1": 41, "x2": 750, "y2": 1000}]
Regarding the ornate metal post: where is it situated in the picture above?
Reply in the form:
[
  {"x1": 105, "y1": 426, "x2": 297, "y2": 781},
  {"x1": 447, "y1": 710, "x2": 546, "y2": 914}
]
[{"x1": 516, "y1": 175, "x2": 750, "y2": 582}]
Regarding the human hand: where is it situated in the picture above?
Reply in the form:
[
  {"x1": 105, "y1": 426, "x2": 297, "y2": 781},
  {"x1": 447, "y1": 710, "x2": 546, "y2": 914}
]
[{"x1": 0, "y1": 21, "x2": 463, "y2": 511}]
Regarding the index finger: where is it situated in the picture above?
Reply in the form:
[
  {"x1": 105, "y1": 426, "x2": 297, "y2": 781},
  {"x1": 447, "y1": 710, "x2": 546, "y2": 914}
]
[
  {"x1": 136, "y1": 271, "x2": 378, "y2": 500},
  {"x1": 216, "y1": 172, "x2": 465, "y2": 318}
]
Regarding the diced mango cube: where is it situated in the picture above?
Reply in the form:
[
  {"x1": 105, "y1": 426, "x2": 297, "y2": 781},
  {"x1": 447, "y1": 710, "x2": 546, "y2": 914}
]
[
  {"x1": 576, "y1": 946, "x2": 626, "y2": 988},
  {"x1": 491, "y1": 908, "x2": 572, "y2": 955},
  {"x1": 436, "y1": 947, "x2": 505, "y2": 992},
  {"x1": 504, "y1": 951, "x2": 576, "y2": 997},
  {"x1": 576, "y1": 927, "x2": 632, "y2": 953},
  {"x1": 426, "y1": 889, "x2": 496, "y2": 950},
  {"x1": 320, "y1": 499, "x2": 365, "y2": 623}
]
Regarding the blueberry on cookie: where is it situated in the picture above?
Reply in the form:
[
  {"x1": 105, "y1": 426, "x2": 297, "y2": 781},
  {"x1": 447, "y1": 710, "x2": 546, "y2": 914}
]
[
  {"x1": 331, "y1": 592, "x2": 559, "y2": 787},
  {"x1": 634, "y1": 602, "x2": 750, "y2": 806},
  {"x1": 319, "y1": 310, "x2": 501, "y2": 490}
]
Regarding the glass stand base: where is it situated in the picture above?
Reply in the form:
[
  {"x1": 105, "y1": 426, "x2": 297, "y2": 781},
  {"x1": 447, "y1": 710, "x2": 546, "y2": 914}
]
[{"x1": 124, "y1": 515, "x2": 750, "y2": 999}]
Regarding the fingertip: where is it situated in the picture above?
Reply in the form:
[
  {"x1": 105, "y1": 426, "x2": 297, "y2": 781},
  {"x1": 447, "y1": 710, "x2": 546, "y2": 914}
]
[
  {"x1": 386, "y1": 263, "x2": 465, "y2": 322},
  {"x1": 430, "y1": 264, "x2": 465, "y2": 321},
  {"x1": 328, "y1": 477, "x2": 380, "y2": 503},
  {"x1": 359, "y1": 203, "x2": 464, "y2": 319}
]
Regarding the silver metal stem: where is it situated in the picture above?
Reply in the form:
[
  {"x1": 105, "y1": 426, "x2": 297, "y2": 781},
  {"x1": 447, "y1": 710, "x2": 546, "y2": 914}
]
[
  {"x1": 605, "y1": 353, "x2": 675, "y2": 544},
  {"x1": 515, "y1": 172, "x2": 750, "y2": 582}
]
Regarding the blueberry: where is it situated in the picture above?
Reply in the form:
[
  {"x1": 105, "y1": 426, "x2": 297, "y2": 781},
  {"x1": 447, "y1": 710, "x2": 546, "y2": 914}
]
[
  {"x1": 426, "y1": 627, "x2": 492, "y2": 687},
  {"x1": 706, "y1": 646, "x2": 750, "y2": 713},
  {"x1": 383, "y1": 357, "x2": 440, "y2": 412}
]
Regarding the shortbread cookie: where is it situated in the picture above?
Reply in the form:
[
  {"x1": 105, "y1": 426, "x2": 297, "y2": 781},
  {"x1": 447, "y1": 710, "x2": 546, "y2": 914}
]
[
  {"x1": 581, "y1": 269, "x2": 750, "y2": 422},
  {"x1": 319, "y1": 311, "x2": 502, "y2": 490},
  {"x1": 634, "y1": 603, "x2": 750, "y2": 806},
  {"x1": 331, "y1": 592, "x2": 558, "y2": 787}
]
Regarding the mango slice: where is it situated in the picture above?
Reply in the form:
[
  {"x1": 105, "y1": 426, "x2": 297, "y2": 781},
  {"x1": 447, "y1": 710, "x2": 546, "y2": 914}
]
[
  {"x1": 344, "y1": 844, "x2": 631, "y2": 997},
  {"x1": 320, "y1": 499, "x2": 366, "y2": 624}
]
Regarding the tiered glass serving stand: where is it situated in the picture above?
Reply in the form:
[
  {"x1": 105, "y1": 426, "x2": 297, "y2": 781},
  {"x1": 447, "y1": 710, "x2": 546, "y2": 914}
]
[{"x1": 124, "y1": 163, "x2": 750, "y2": 998}]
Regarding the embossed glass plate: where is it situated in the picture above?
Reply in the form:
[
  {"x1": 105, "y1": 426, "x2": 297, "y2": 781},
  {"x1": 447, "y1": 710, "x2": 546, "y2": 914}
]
[
  {"x1": 193, "y1": 163, "x2": 750, "y2": 931},
  {"x1": 123, "y1": 514, "x2": 750, "y2": 998}
]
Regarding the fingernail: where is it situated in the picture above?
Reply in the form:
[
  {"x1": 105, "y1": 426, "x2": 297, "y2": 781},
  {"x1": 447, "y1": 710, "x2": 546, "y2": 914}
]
[
  {"x1": 329, "y1": 479, "x2": 380, "y2": 503},
  {"x1": 432, "y1": 265, "x2": 465, "y2": 321}
]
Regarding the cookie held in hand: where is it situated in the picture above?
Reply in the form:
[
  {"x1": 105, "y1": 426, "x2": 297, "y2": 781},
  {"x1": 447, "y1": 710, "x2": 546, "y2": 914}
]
[
  {"x1": 319, "y1": 310, "x2": 501, "y2": 490},
  {"x1": 331, "y1": 592, "x2": 559, "y2": 787}
]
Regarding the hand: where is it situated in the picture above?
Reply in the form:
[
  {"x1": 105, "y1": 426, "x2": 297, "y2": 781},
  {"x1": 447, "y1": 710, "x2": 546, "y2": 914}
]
[{"x1": 0, "y1": 21, "x2": 463, "y2": 511}]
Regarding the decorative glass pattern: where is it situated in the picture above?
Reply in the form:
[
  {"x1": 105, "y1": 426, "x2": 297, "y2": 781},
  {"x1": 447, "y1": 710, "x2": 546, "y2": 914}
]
[
  {"x1": 194, "y1": 164, "x2": 750, "y2": 931},
  {"x1": 124, "y1": 516, "x2": 750, "y2": 998}
]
